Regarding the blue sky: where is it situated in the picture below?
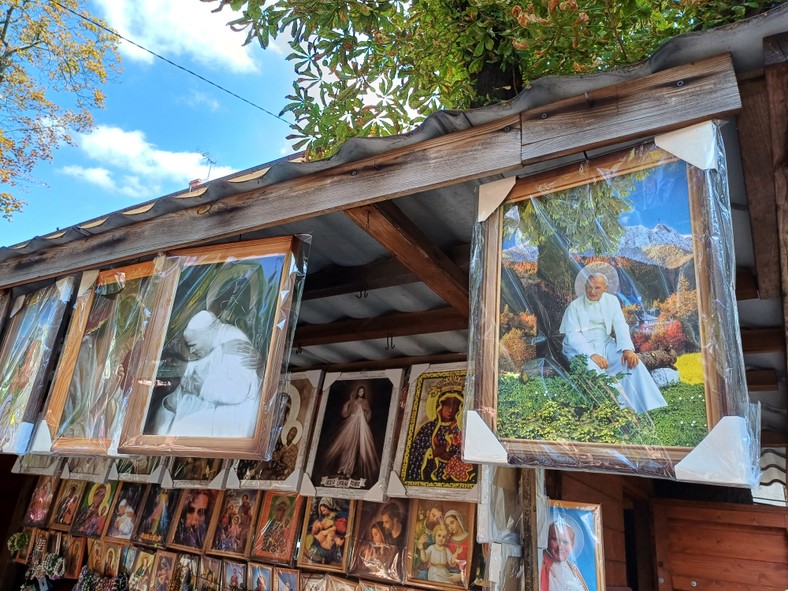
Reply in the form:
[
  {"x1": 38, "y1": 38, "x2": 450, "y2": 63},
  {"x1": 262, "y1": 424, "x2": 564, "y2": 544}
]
[{"x1": 1, "y1": 0, "x2": 298, "y2": 248}]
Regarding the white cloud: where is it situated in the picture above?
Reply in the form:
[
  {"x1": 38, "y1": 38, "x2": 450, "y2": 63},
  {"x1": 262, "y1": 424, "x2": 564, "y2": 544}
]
[
  {"x1": 184, "y1": 91, "x2": 221, "y2": 112},
  {"x1": 60, "y1": 125, "x2": 235, "y2": 197},
  {"x1": 93, "y1": 0, "x2": 258, "y2": 74}
]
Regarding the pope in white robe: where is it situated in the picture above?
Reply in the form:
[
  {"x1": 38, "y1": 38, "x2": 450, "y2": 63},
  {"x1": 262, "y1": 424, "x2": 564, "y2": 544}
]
[
  {"x1": 559, "y1": 273, "x2": 667, "y2": 413},
  {"x1": 153, "y1": 310, "x2": 261, "y2": 437}
]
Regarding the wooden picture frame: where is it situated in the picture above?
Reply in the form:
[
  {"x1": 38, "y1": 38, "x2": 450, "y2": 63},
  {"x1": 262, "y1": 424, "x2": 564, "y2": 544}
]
[
  {"x1": 152, "y1": 550, "x2": 178, "y2": 591},
  {"x1": 129, "y1": 549, "x2": 156, "y2": 591},
  {"x1": 476, "y1": 145, "x2": 727, "y2": 470},
  {"x1": 46, "y1": 530, "x2": 62, "y2": 555},
  {"x1": 0, "y1": 277, "x2": 75, "y2": 453},
  {"x1": 167, "y1": 488, "x2": 220, "y2": 553},
  {"x1": 199, "y1": 556, "x2": 223, "y2": 591},
  {"x1": 120, "y1": 545, "x2": 138, "y2": 577},
  {"x1": 206, "y1": 489, "x2": 262, "y2": 559},
  {"x1": 274, "y1": 567, "x2": 300, "y2": 591},
  {"x1": 326, "y1": 575, "x2": 357, "y2": 591},
  {"x1": 233, "y1": 370, "x2": 322, "y2": 492},
  {"x1": 350, "y1": 499, "x2": 409, "y2": 583},
  {"x1": 306, "y1": 369, "x2": 403, "y2": 500},
  {"x1": 248, "y1": 563, "x2": 273, "y2": 591},
  {"x1": 14, "y1": 526, "x2": 34, "y2": 565},
  {"x1": 119, "y1": 236, "x2": 304, "y2": 458},
  {"x1": 297, "y1": 496, "x2": 356, "y2": 574},
  {"x1": 61, "y1": 534, "x2": 85, "y2": 579},
  {"x1": 132, "y1": 484, "x2": 181, "y2": 549},
  {"x1": 64, "y1": 456, "x2": 113, "y2": 483},
  {"x1": 539, "y1": 501, "x2": 605, "y2": 591},
  {"x1": 103, "y1": 481, "x2": 146, "y2": 542},
  {"x1": 223, "y1": 559, "x2": 248, "y2": 591},
  {"x1": 12, "y1": 454, "x2": 62, "y2": 476},
  {"x1": 70, "y1": 480, "x2": 118, "y2": 538},
  {"x1": 115, "y1": 456, "x2": 163, "y2": 483},
  {"x1": 174, "y1": 552, "x2": 200, "y2": 591},
  {"x1": 45, "y1": 262, "x2": 160, "y2": 455},
  {"x1": 101, "y1": 542, "x2": 123, "y2": 578},
  {"x1": 392, "y1": 362, "x2": 478, "y2": 501},
  {"x1": 404, "y1": 499, "x2": 475, "y2": 590},
  {"x1": 86, "y1": 538, "x2": 104, "y2": 573},
  {"x1": 23, "y1": 475, "x2": 58, "y2": 527},
  {"x1": 170, "y1": 456, "x2": 226, "y2": 489},
  {"x1": 301, "y1": 573, "x2": 328, "y2": 591},
  {"x1": 250, "y1": 492, "x2": 303, "y2": 564},
  {"x1": 49, "y1": 479, "x2": 87, "y2": 531}
]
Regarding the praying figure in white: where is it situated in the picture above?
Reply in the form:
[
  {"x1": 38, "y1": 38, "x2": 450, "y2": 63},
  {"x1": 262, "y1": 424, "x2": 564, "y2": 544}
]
[
  {"x1": 152, "y1": 310, "x2": 261, "y2": 437},
  {"x1": 559, "y1": 270, "x2": 667, "y2": 413}
]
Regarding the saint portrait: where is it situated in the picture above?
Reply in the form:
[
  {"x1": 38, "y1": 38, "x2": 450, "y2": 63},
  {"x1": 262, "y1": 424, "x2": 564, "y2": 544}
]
[
  {"x1": 132, "y1": 484, "x2": 182, "y2": 548},
  {"x1": 176, "y1": 553, "x2": 201, "y2": 591},
  {"x1": 297, "y1": 496, "x2": 356, "y2": 573},
  {"x1": 129, "y1": 550, "x2": 156, "y2": 591},
  {"x1": 0, "y1": 278, "x2": 75, "y2": 454},
  {"x1": 104, "y1": 481, "x2": 145, "y2": 541},
  {"x1": 308, "y1": 370, "x2": 402, "y2": 499},
  {"x1": 199, "y1": 556, "x2": 222, "y2": 591},
  {"x1": 350, "y1": 499, "x2": 409, "y2": 583},
  {"x1": 396, "y1": 363, "x2": 477, "y2": 499},
  {"x1": 102, "y1": 542, "x2": 122, "y2": 578},
  {"x1": 274, "y1": 568, "x2": 299, "y2": 591},
  {"x1": 61, "y1": 535, "x2": 85, "y2": 579},
  {"x1": 405, "y1": 499, "x2": 475, "y2": 590},
  {"x1": 152, "y1": 551, "x2": 178, "y2": 591},
  {"x1": 171, "y1": 457, "x2": 225, "y2": 487},
  {"x1": 235, "y1": 370, "x2": 320, "y2": 490},
  {"x1": 121, "y1": 546, "x2": 139, "y2": 576},
  {"x1": 247, "y1": 563, "x2": 273, "y2": 591},
  {"x1": 46, "y1": 262, "x2": 158, "y2": 455},
  {"x1": 207, "y1": 489, "x2": 261, "y2": 558},
  {"x1": 70, "y1": 481, "x2": 118, "y2": 538},
  {"x1": 168, "y1": 488, "x2": 220, "y2": 553},
  {"x1": 538, "y1": 501, "x2": 604, "y2": 591},
  {"x1": 223, "y1": 559, "x2": 248, "y2": 591},
  {"x1": 480, "y1": 145, "x2": 731, "y2": 471},
  {"x1": 24, "y1": 475, "x2": 58, "y2": 527},
  {"x1": 119, "y1": 237, "x2": 304, "y2": 458},
  {"x1": 250, "y1": 493, "x2": 302, "y2": 564},
  {"x1": 49, "y1": 479, "x2": 87, "y2": 531}
]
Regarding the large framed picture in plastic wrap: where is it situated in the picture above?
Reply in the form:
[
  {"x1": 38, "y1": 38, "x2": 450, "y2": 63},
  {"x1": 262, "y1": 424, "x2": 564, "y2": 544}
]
[
  {"x1": 119, "y1": 236, "x2": 306, "y2": 458},
  {"x1": 472, "y1": 137, "x2": 752, "y2": 481}
]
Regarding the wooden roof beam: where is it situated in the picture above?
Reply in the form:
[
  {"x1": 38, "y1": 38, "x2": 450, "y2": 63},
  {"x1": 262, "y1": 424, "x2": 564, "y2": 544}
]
[
  {"x1": 344, "y1": 202, "x2": 469, "y2": 317},
  {"x1": 293, "y1": 307, "x2": 466, "y2": 348}
]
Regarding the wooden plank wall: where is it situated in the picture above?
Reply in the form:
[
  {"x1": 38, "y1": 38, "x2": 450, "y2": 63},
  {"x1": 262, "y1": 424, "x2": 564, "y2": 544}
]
[
  {"x1": 652, "y1": 499, "x2": 788, "y2": 590},
  {"x1": 555, "y1": 471, "x2": 652, "y2": 591}
]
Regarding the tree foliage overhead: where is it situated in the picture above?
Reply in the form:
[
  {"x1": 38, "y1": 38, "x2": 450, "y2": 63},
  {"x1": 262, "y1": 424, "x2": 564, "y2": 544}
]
[
  {"x1": 0, "y1": 0, "x2": 120, "y2": 219},
  {"x1": 209, "y1": 0, "x2": 774, "y2": 159}
]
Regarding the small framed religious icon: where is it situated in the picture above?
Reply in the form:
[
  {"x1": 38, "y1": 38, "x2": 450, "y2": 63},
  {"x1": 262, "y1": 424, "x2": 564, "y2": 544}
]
[
  {"x1": 274, "y1": 567, "x2": 300, "y2": 591},
  {"x1": 325, "y1": 575, "x2": 356, "y2": 591},
  {"x1": 167, "y1": 488, "x2": 220, "y2": 553},
  {"x1": 120, "y1": 545, "x2": 138, "y2": 577},
  {"x1": 46, "y1": 530, "x2": 62, "y2": 554},
  {"x1": 250, "y1": 492, "x2": 303, "y2": 564},
  {"x1": 232, "y1": 370, "x2": 321, "y2": 492},
  {"x1": 306, "y1": 369, "x2": 403, "y2": 500},
  {"x1": 103, "y1": 481, "x2": 146, "y2": 542},
  {"x1": 199, "y1": 556, "x2": 223, "y2": 591},
  {"x1": 248, "y1": 563, "x2": 273, "y2": 591},
  {"x1": 116, "y1": 456, "x2": 163, "y2": 483},
  {"x1": 152, "y1": 551, "x2": 178, "y2": 591},
  {"x1": 101, "y1": 542, "x2": 122, "y2": 578},
  {"x1": 175, "y1": 553, "x2": 200, "y2": 591},
  {"x1": 404, "y1": 498, "x2": 475, "y2": 590},
  {"x1": 297, "y1": 496, "x2": 356, "y2": 573},
  {"x1": 23, "y1": 475, "x2": 58, "y2": 527},
  {"x1": 129, "y1": 550, "x2": 156, "y2": 591},
  {"x1": 349, "y1": 499, "x2": 409, "y2": 583},
  {"x1": 223, "y1": 559, "x2": 248, "y2": 591},
  {"x1": 301, "y1": 573, "x2": 327, "y2": 591},
  {"x1": 393, "y1": 363, "x2": 478, "y2": 501},
  {"x1": 132, "y1": 484, "x2": 182, "y2": 548},
  {"x1": 49, "y1": 479, "x2": 87, "y2": 531},
  {"x1": 70, "y1": 481, "x2": 118, "y2": 538},
  {"x1": 206, "y1": 489, "x2": 262, "y2": 558},
  {"x1": 170, "y1": 456, "x2": 226, "y2": 488},
  {"x1": 86, "y1": 539, "x2": 104, "y2": 573},
  {"x1": 61, "y1": 534, "x2": 85, "y2": 579}
]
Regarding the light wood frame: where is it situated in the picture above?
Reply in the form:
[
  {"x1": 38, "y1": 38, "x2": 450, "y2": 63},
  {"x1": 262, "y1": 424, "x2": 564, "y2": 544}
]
[
  {"x1": 222, "y1": 558, "x2": 248, "y2": 591},
  {"x1": 392, "y1": 362, "x2": 479, "y2": 501},
  {"x1": 70, "y1": 480, "x2": 118, "y2": 539},
  {"x1": 131, "y1": 484, "x2": 181, "y2": 549},
  {"x1": 49, "y1": 479, "x2": 87, "y2": 532},
  {"x1": 166, "y1": 488, "x2": 221, "y2": 553},
  {"x1": 539, "y1": 500, "x2": 605, "y2": 591},
  {"x1": 297, "y1": 496, "x2": 357, "y2": 574},
  {"x1": 45, "y1": 261, "x2": 158, "y2": 455},
  {"x1": 151, "y1": 550, "x2": 178, "y2": 590},
  {"x1": 102, "y1": 481, "x2": 146, "y2": 543},
  {"x1": 274, "y1": 567, "x2": 300, "y2": 591},
  {"x1": 23, "y1": 474, "x2": 58, "y2": 527},
  {"x1": 206, "y1": 489, "x2": 262, "y2": 559},
  {"x1": 475, "y1": 145, "x2": 727, "y2": 470},
  {"x1": 119, "y1": 236, "x2": 303, "y2": 458},
  {"x1": 404, "y1": 498, "x2": 476, "y2": 591},
  {"x1": 61, "y1": 534, "x2": 85, "y2": 579},
  {"x1": 249, "y1": 492, "x2": 303, "y2": 564}
]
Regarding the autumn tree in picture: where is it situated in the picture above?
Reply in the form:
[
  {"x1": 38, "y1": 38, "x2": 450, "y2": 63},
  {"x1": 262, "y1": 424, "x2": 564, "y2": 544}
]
[{"x1": 0, "y1": 0, "x2": 120, "y2": 220}]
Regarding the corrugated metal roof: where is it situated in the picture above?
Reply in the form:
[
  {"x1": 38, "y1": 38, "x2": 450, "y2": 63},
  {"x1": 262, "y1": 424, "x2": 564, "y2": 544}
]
[{"x1": 1, "y1": 4, "x2": 787, "y2": 261}]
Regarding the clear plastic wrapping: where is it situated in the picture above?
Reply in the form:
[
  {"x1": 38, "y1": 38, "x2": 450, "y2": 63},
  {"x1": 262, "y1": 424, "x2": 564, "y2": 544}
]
[
  {"x1": 390, "y1": 363, "x2": 479, "y2": 502},
  {"x1": 349, "y1": 500, "x2": 408, "y2": 583},
  {"x1": 119, "y1": 235, "x2": 310, "y2": 459},
  {"x1": 250, "y1": 492, "x2": 303, "y2": 565},
  {"x1": 0, "y1": 277, "x2": 76, "y2": 454},
  {"x1": 45, "y1": 259, "x2": 167, "y2": 456},
  {"x1": 467, "y1": 123, "x2": 758, "y2": 486},
  {"x1": 297, "y1": 496, "x2": 356, "y2": 573}
]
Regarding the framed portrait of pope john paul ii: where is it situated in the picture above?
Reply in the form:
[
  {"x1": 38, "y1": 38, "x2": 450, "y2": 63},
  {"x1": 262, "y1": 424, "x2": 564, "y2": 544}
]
[
  {"x1": 474, "y1": 143, "x2": 737, "y2": 475},
  {"x1": 119, "y1": 236, "x2": 307, "y2": 458}
]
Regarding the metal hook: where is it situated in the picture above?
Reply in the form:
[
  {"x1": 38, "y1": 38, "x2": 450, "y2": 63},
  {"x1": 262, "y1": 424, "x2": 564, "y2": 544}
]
[
  {"x1": 295, "y1": 344, "x2": 303, "y2": 355},
  {"x1": 385, "y1": 335, "x2": 395, "y2": 351},
  {"x1": 355, "y1": 290, "x2": 368, "y2": 299}
]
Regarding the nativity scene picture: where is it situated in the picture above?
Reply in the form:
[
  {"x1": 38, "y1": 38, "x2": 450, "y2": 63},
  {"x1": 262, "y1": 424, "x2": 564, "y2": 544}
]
[{"x1": 495, "y1": 148, "x2": 711, "y2": 451}]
